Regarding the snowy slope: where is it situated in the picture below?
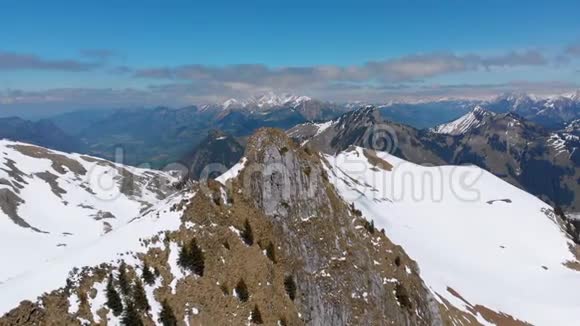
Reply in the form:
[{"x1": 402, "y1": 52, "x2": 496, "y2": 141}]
[
  {"x1": 323, "y1": 147, "x2": 580, "y2": 325},
  {"x1": 432, "y1": 106, "x2": 494, "y2": 135},
  {"x1": 0, "y1": 139, "x2": 191, "y2": 315}
]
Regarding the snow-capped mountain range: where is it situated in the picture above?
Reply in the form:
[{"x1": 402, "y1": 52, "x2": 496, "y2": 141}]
[
  {"x1": 211, "y1": 90, "x2": 579, "y2": 131},
  {"x1": 221, "y1": 93, "x2": 312, "y2": 110},
  {"x1": 483, "y1": 91, "x2": 580, "y2": 129}
]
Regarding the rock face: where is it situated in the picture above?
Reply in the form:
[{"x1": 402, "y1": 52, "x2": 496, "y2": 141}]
[
  {"x1": 239, "y1": 128, "x2": 443, "y2": 325},
  {"x1": 0, "y1": 301, "x2": 45, "y2": 326}
]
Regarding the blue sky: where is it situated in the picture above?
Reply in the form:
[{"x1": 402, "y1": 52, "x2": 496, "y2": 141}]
[{"x1": 1, "y1": 0, "x2": 580, "y2": 113}]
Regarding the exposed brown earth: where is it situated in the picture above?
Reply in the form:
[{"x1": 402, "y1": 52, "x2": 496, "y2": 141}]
[
  {"x1": 446, "y1": 287, "x2": 531, "y2": 326},
  {"x1": 363, "y1": 149, "x2": 393, "y2": 171}
]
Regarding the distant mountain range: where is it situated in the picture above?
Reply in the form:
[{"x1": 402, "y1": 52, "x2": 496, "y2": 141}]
[
  {"x1": 219, "y1": 93, "x2": 313, "y2": 110},
  {"x1": 0, "y1": 117, "x2": 83, "y2": 153},
  {"x1": 45, "y1": 95, "x2": 350, "y2": 167},
  {"x1": 483, "y1": 92, "x2": 580, "y2": 130}
]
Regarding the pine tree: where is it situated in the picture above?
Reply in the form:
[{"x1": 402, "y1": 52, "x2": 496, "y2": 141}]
[
  {"x1": 555, "y1": 206, "x2": 565, "y2": 219},
  {"x1": 178, "y1": 238, "x2": 205, "y2": 276},
  {"x1": 141, "y1": 262, "x2": 156, "y2": 286},
  {"x1": 122, "y1": 300, "x2": 143, "y2": 326},
  {"x1": 105, "y1": 273, "x2": 123, "y2": 316},
  {"x1": 158, "y1": 300, "x2": 178, "y2": 326},
  {"x1": 363, "y1": 219, "x2": 375, "y2": 234},
  {"x1": 265, "y1": 241, "x2": 276, "y2": 263},
  {"x1": 235, "y1": 278, "x2": 249, "y2": 302},
  {"x1": 250, "y1": 305, "x2": 263, "y2": 324},
  {"x1": 284, "y1": 275, "x2": 296, "y2": 301},
  {"x1": 133, "y1": 279, "x2": 150, "y2": 312},
  {"x1": 189, "y1": 238, "x2": 205, "y2": 276},
  {"x1": 118, "y1": 261, "x2": 131, "y2": 296},
  {"x1": 241, "y1": 219, "x2": 254, "y2": 246},
  {"x1": 177, "y1": 242, "x2": 191, "y2": 271},
  {"x1": 395, "y1": 283, "x2": 412, "y2": 309},
  {"x1": 394, "y1": 256, "x2": 401, "y2": 267}
]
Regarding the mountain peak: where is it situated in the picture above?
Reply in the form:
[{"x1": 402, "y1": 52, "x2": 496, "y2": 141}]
[
  {"x1": 570, "y1": 90, "x2": 580, "y2": 102},
  {"x1": 432, "y1": 105, "x2": 494, "y2": 135},
  {"x1": 222, "y1": 98, "x2": 240, "y2": 109},
  {"x1": 245, "y1": 128, "x2": 296, "y2": 160},
  {"x1": 471, "y1": 105, "x2": 491, "y2": 115},
  {"x1": 336, "y1": 105, "x2": 380, "y2": 126}
]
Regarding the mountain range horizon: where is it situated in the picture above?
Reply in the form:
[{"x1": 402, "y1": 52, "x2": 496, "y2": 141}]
[{"x1": 4, "y1": 89, "x2": 580, "y2": 120}]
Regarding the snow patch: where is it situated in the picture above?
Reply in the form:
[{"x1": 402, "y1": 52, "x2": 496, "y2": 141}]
[
  {"x1": 168, "y1": 242, "x2": 186, "y2": 294},
  {"x1": 216, "y1": 157, "x2": 247, "y2": 184},
  {"x1": 68, "y1": 292, "x2": 80, "y2": 315}
]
